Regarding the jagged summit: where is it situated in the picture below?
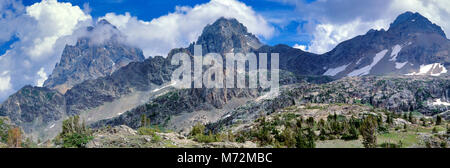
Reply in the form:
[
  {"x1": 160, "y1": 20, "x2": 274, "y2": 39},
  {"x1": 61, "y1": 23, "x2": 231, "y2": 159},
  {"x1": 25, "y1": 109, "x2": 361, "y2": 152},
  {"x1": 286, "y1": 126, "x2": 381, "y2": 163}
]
[
  {"x1": 89, "y1": 19, "x2": 119, "y2": 31},
  {"x1": 43, "y1": 20, "x2": 145, "y2": 94},
  {"x1": 97, "y1": 19, "x2": 114, "y2": 26},
  {"x1": 389, "y1": 12, "x2": 446, "y2": 38},
  {"x1": 191, "y1": 17, "x2": 262, "y2": 54},
  {"x1": 318, "y1": 11, "x2": 450, "y2": 78}
]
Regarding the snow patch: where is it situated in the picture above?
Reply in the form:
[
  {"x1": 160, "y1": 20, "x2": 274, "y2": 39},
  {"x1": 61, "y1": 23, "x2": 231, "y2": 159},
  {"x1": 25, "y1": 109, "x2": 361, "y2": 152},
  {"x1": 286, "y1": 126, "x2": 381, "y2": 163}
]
[
  {"x1": 406, "y1": 63, "x2": 448, "y2": 76},
  {"x1": 356, "y1": 58, "x2": 363, "y2": 65},
  {"x1": 152, "y1": 81, "x2": 177, "y2": 93},
  {"x1": 432, "y1": 99, "x2": 450, "y2": 106},
  {"x1": 395, "y1": 62, "x2": 408, "y2": 69},
  {"x1": 348, "y1": 49, "x2": 388, "y2": 77},
  {"x1": 256, "y1": 90, "x2": 278, "y2": 102},
  {"x1": 323, "y1": 64, "x2": 350, "y2": 76},
  {"x1": 222, "y1": 114, "x2": 231, "y2": 119},
  {"x1": 389, "y1": 45, "x2": 402, "y2": 61}
]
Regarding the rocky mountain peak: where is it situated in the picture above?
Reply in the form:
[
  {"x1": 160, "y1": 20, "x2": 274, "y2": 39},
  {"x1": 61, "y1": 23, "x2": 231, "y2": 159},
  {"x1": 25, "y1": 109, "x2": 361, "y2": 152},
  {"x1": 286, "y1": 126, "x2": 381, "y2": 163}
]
[
  {"x1": 319, "y1": 12, "x2": 450, "y2": 78},
  {"x1": 388, "y1": 12, "x2": 446, "y2": 38},
  {"x1": 97, "y1": 19, "x2": 114, "y2": 26},
  {"x1": 191, "y1": 17, "x2": 262, "y2": 54},
  {"x1": 43, "y1": 20, "x2": 145, "y2": 94}
]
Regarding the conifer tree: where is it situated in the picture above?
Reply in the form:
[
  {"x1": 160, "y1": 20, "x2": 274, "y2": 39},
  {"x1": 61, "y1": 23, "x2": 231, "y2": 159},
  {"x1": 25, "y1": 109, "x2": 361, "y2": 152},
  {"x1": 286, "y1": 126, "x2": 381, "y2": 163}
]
[
  {"x1": 360, "y1": 115, "x2": 378, "y2": 148},
  {"x1": 436, "y1": 115, "x2": 442, "y2": 125}
]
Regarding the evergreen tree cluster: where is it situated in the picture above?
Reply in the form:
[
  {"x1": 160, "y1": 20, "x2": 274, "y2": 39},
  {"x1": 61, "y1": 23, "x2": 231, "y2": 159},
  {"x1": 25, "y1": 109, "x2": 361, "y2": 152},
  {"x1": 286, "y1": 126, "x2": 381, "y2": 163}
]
[{"x1": 54, "y1": 115, "x2": 93, "y2": 148}]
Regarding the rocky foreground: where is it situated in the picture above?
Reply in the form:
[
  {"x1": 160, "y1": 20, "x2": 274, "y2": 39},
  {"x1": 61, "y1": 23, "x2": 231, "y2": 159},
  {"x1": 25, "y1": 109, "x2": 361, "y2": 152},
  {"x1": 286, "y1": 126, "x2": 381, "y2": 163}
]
[
  {"x1": 83, "y1": 103, "x2": 449, "y2": 148},
  {"x1": 85, "y1": 125, "x2": 257, "y2": 148}
]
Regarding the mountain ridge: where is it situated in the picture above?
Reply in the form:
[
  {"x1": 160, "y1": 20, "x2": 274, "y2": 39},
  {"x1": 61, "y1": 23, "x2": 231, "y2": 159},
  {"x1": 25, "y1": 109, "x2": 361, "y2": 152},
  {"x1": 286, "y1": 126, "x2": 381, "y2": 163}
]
[
  {"x1": 319, "y1": 12, "x2": 450, "y2": 78},
  {"x1": 0, "y1": 12, "x2": 449, "y2": 140},
  {"x1": 43, "y1": 19, "x2": 145, "y2": 94}
]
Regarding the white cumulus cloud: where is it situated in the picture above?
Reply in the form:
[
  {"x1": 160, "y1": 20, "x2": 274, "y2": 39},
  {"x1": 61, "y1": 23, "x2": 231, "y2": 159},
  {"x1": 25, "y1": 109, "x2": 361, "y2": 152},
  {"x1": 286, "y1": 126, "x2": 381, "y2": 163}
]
[
  {"x1": 276, "y1": 0, "x2": 450, "y2": 54},
  {"x1": 292, "y1": 44, "x2": 307, "y2": 51},
  {"x1": 36, "y1": 67, "x2": 48, "y2": 87},
  {"x1": 101, "y1": 0, "x2": 274, "y2": 57},
  {"x1": 25, "y1": 0, "x2": 91, "y2": 59},
  {"x1": 0, "y1": 71, "x2": 12, "y2": 92},
  {"x1": 307, "y1": 19, "x2": 388, "y2": 54},
  {"x1": 0, "y1": 0, "x2": 92, "y2": 101}
]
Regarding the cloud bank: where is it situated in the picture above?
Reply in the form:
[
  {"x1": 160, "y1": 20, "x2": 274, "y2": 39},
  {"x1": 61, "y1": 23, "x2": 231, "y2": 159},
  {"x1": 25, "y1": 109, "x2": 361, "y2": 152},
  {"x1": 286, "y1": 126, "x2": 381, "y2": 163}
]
[
  {"x1": 101, "y1": 0, "x2": 274, "y2": 57},
  {"x1": 279, "y1": 0, "x2": 450, "y2": 54},
  {"x1": 0, "y1": 0, "x2": 91, "y2": 101}
]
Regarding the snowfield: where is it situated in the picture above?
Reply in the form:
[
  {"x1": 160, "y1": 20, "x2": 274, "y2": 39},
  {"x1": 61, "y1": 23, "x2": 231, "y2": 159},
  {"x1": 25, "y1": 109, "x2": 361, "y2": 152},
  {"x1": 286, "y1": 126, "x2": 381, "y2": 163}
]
[
  {"x1": 432, "y1": 99, "x2": 450, "y2": 106},
  {"x1": 348, "y1": 49, "x2": 388, "y2": 77},
  {"x1": 406, "y1": 63, "x2": 448, "y2": 76},
  {"x1": 389, "y1": 45, "x2": 402, "y2": 61},
  {"x1": 323, "y1": 64, "x2": 350, "y2": 76},
  {"x1": 395, "y1": 62, "x2": 408, "y2": 69}
]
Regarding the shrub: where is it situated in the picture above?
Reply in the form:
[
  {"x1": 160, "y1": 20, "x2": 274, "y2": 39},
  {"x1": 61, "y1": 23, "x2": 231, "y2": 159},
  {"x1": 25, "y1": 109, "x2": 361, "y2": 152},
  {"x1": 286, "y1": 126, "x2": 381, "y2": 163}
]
[
  {"x1": 341, "y1": 125, "x2": 359, "y2": 141},
  {"x1": 0, "y1": 118, "x2": 11, "y2": 143},
  {"x1": 432, "y1": 127, "x2": 438, "y2": 134},
  {"x1": 189, "y1": 123, "x2": 223, "y2": 143},
  {"x1": 140, "y1": 114, "x2": 151, "y2": 127},
  {"x1": 306, "y1": 117, "x2": 315, "y2": 128},
  {"x1": 408, "y1": 112, "x2": 413, "y2": 123},
  {"x1": 317, "y1": 119, "x2": 326, "y2": 130},
  {"x1": 281, "y1": 127, "x2": 296, "y2": 148},
  {"x1": 386, "y1": 114, "x2": 394, "y2": 125},
  {"x1": 190, "y1": 122, "x2": 205, "y2": 137},
  {"x1": 447, "y1": 124, "x2": 450, "y2": 135},
  {"x1": 152, "y1": 134, "x2": 162, "y2": 143},
  {"x1": 306, "y1": 128, "x2": 316, "y2": 148},
  {"x1": 440, "y1": 141, "x2": 447, "y2": 148},
  {"x1": 194, "y1": 132, "x2": 216, "y2": 143},
  {"x1": 55, "y1": 115, "x2": 93, "y2": 148},
  {"x1": 227, "y1": 130, "x2": 235, "y2": 142},
  {"x1": 379, "y1": 142, "x2": 401, "y2": 148},
  {"x1": 61, "y1": 133, "x2": 93, "y2": 148},
  {"x1": 295, "y1": 129, "x2": 307, "y2": 148},
  {"x1": 256, "y1": 117, "x2": 274, "y2": 146},
  {"x1": 137, "y1": 127, "x2": 157, "y2": 136},
  {"x1": 7, "y1": 127, "x2": 21, "y2": 148},
  {"x1": 377, "y1": 125, "x2": 389, "y2": 134},
  {"x1": 295, "y1": 128, "x2": 315, "y2": 148}
]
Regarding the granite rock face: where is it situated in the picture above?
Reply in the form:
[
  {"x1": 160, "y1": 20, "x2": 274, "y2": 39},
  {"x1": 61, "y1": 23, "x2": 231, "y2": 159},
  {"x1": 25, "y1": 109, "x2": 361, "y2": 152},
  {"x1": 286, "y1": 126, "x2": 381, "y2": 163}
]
[
  {"x1": 92, "y1": 18, "x2": 267, "y2": 131},
  {"x1": 189, "y1": 17, "x2": 262, "y2": 54},
  {"x1": 0, "y1": 56, "x2": 174, "y2": 140},
  {"x1": 43, "y1": 20, "x2": 145, "y2": 93}
]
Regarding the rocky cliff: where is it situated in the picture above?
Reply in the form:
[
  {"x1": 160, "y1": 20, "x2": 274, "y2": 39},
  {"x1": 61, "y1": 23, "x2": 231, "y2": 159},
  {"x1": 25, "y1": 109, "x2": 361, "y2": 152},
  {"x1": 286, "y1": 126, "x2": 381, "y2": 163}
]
[{"x1": 43, "y1": 19, "x2": 145, "y2": 93}]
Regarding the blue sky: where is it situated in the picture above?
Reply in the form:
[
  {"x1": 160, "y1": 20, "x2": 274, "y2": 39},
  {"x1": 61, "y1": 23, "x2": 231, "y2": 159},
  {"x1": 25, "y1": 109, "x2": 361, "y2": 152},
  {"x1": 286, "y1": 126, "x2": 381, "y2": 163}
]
[
  {"x1": 1, "y1": 0, "x2": 308, "y2": 59},
  {"x1": 19, "y1": 0, "x2": 310, "y2": 47}
]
